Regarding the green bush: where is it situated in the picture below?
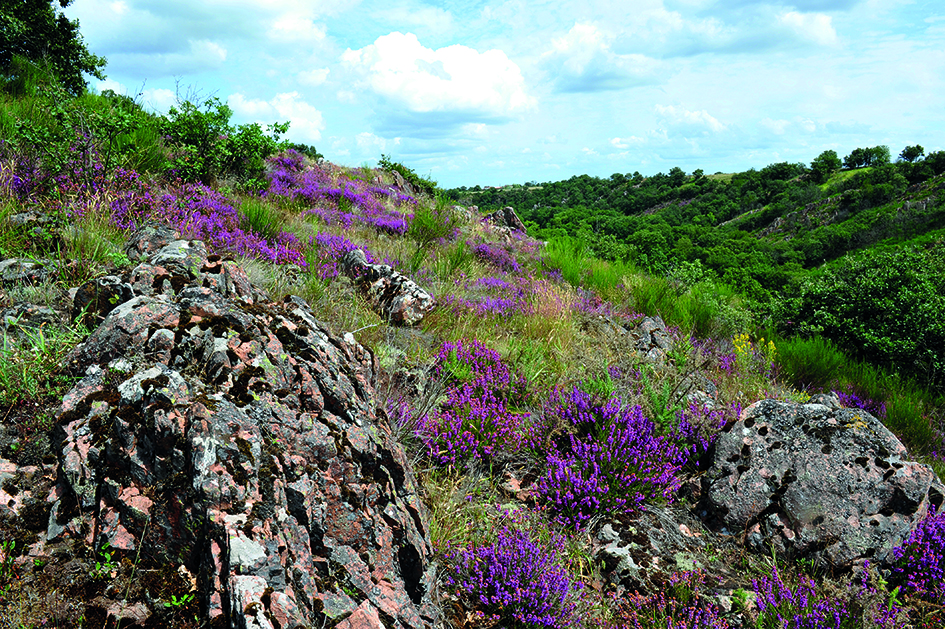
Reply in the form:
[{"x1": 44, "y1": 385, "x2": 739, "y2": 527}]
[
  {"x1": 160, "y1": 97, "x2": 288, "y2": 184},
  {"x1": 778, "y1": 242, "x2": 945, "y2": 393}
]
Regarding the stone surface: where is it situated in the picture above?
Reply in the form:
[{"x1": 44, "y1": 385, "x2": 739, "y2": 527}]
[
  {"x1": 1, "y1": 303, "x2": 58, "y2": 334},
  {"x1": 703, "y1": 398, "x2": 945, "y2": 567},
  {"x1": 340, "y1": 249, "x2": 435, "y2": 325},
  {"x1": 36, "y1": 226, "x2": 435, "y2": 627},
  {"x1": 71, "y1": 275, "x2": 136, "y2": 326},
  {"x1": 482, "y1": 206, "x2": 527, "y2": 233},
  {"x1": 0, "y1": 258, "x2": 54, "y2": 286}
]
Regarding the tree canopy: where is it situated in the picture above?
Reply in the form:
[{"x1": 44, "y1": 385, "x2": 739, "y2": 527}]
[{"x1": 0, "y1": 0, "x2": 106, "y2": 95}]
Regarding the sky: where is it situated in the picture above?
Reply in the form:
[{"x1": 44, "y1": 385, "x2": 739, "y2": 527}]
[{"x1": 64, "y1": 0, "x2": 945, "y2": 188}]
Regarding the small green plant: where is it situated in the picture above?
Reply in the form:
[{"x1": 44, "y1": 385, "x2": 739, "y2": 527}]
[
  {"x1": 164, "y1": 592, "x2": 195, "y2": 609},
  {"x1": 90, "y1": 541, "x2": 118, "y2": 580},
  {"x1": 0, "y1": 540, "x2": 16, "y2": 599}
]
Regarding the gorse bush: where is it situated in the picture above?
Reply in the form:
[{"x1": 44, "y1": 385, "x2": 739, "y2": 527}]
[{"x1": 536, "y1": 386, "x2": 687, "y2": 529}]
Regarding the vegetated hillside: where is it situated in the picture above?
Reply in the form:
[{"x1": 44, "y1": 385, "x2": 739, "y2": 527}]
[
  {"x1": 449, "y1": 152, "x2": 945, "y2": 396},
  {"x1": 2, "y1": 56, "x2": 945, "y2": 629}
]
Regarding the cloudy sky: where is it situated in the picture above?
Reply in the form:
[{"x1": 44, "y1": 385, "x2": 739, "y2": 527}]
[{"x1": 65, "y1": 0, "x2": 944, "y2": 188}]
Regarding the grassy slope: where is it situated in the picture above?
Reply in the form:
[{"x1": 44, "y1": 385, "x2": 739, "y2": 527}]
[{"x1": 1, "y1": 147, "x2": 942, "y2": 626}]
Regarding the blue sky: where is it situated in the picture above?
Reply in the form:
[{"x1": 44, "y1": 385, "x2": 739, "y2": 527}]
[{"x1": 65, "y1": 0, "x2": 944, "y2": 188}]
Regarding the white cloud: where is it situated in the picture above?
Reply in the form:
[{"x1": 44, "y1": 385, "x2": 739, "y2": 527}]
[
  {"x1": 541, "y1": 23, "x2": 664, "y2": 92},
  {"x1": 355, "y1": 132, "x2": 400, "y2": 153},
  {"x1": 778, "y1": 12, "x2": 838, "y2": 46},
  {"x1": 229, "y1": 92, "x2": 325, "y2": 142},
  {"x1": 143, "y1": 88, "x2": 176, "y2": 113},
  {"x1": 342, "y1": 32, "x2": 534, "y2": 119},
  {"x1": 611, "y1": 136, "x2": 646, "y2": 149},
  {"x1": 760, "y1": 118, "x2": 790, "y2": 135},
  {"x1": 267, "y1": 14, "x2": 327, "y2": 43},
  {"x1": 376, "y1": 5, "x2": 453, "y2": 33},
  {"x1": 298, "y1": 68, "x2": 330, "y2": 86},
  {"x1": 656, "y1": 104, "x2": 726, "y2": 133},
  {"x1": 190, "y1": 40, "x2": 228, "y2": 64}
]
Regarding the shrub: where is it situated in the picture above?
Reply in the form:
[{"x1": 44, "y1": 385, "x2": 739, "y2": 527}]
[
  {"x1": 891, "y1": 506, "x2": 945, "y2": 605},
  {"x1": 535, "y1": 387, "x2": 687, "y2": 529},
  {"x1": 604, "y1": 570, "x2": 731, "y2": 629},
  {"x1": 751, "y1": 564, "x2": 901, "y2": 629},
  {"x1": 778, "y1": 243, "x2": 945, "y2": 393},
  {"x1": 444, "y1": 513, "x2": 584, "y2": 628},
  {"x1": 415, "y1": 339, "x2": 533, "y2": 466}
]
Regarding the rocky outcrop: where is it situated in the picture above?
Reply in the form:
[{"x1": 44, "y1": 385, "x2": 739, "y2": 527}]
[
  {"x1": 12, "y1": 227, "x2": 435, "y2": 627},
  {"x1": 482, "y1": 206, "x2": 526, "y2": 233},
  {"x1": 702, "y1": 396, "x2": 944, "y2": 568},
  {"x1": 340, "y1": 249, "x2": 435, "y2": 326},
  {"x1": 633, "y1": 316, "x2": 674, "y2": 364},
  {"x1": 1, "y1": 303, "x2": 58, "y2": 335}
]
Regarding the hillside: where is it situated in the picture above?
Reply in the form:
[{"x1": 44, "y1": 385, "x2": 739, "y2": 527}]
[
  {"x1": 1, "y1": 60, "x2": 945, "y2": 629},
  {"x1": 449, "y1": 155, "x2": 945, "y2": 396}
]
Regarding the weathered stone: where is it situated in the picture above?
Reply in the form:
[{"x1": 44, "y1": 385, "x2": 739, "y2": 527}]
[
  {"x1": 594, "y1": 506, "x2": 711, "y2": 591},
  {"x1": 72, "y1": 275, "x2": 135, "y2": 326},
  {"x1": 703, "y1": 399, "x2": 945, "y2": 567},
  {"x1": 340, "y1": 249, "x2": 435, "y2": 325},
  {"x1": 123, "y1": 221, "x2": 181, "y2": 261},
  {"x1": 1, "y1": 303, "x2": 58, "y2": 334},
  {"x1": 38, "y1": 225, "x2": 435, "y2": 627},
  {"x1": 0, "y1": 258, "x2": 54, "y2": 286},
  {"x1": 483, "y1": 206, "x2": 527, "y2": 233}
]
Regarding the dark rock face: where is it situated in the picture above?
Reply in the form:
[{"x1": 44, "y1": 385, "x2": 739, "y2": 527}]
[
  {"x1": 703, "y1": 397, "x2": 944, "y2": 568},
  {"x1": 340, "y1": 249, "x2": 435, "y2": 326},
  {"x1": 71, "y1": 275, "x2": 136, "y2": 327},
  {"x1": 34, "y1": 228, "x2": 435, "y2": 627}
]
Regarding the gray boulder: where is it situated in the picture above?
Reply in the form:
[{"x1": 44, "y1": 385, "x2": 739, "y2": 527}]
[
  {"x1": 340, "y1": 249, "x2": 435, "y2": 325},
  {"x1": 703, "y1": 398, "x2": 944, "y2": 568}
]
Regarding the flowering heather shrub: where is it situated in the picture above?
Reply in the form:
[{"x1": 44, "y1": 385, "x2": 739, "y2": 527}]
[
  {"x1": 834, "y1": 383, "x2": 887, "y2": 419},
  {"x1": 444, "y1": 515, "x2": 584, "y2": 628},
  {"x1": 751, "y1": 564, "x2": 902, "y2": 629},
  {"x1": 474, "y1": 241, "x2": 522, "y2": 273},
  {"x1": 604, "y1": 571, "x2": 731, "y2": 629},
  {"x1": 265, "y1": 152, "x2": 414, "y2": 235},
  {"x1": 671, "y1": 402, "x2": 733, "y2": 473},
  {"x1": 753, "y1": 566, "x2": 848, "y2": 629},
  {"x1": 536, "y1": 387, "x2": 687, "y2": 529},
  {"x1": 415, "y1": 339, "x2": 533, "y2": 465},
  {"x1": 891, "y1": 505, "x2": 945, "y2": 605},
  {"x1": 111, "y1": 180, "x2": 307, "y2": 265}
]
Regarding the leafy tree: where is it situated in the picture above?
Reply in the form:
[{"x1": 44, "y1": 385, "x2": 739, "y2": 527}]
[
  {"x1": 0, "y1": 0, "x2": 106, "y2": 95},
  {"x1": 809, "y1": 149, "x2": 841, "y2": 184},
  {"x1": 160, "y1": 97, "x2": 288, "y2": 184},
  {"x1": 899, "y1": 145, "x2": 925, "y2": 163}
]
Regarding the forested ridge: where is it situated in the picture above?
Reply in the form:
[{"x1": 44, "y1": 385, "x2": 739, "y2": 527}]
[{"x1": 448, "y1": 149, "x2": 945, "y2": 393}]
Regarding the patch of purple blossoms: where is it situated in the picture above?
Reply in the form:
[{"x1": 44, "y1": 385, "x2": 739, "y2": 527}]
[
  {"x1": 535, "y1": 387, "x2": 687, "y2": 529},
  {"x1": 473, "y1": 241, "x2": 522, "y2": 273},
  {"x1": 444, "y1": 520, "x2": 583, "y2": 628},
  {"x1": 834, "y1": 384, "x2": 887, "y2": 419},
  {"x1": 891, "y1": 505, "x2": 945, "y2": 605},
  {"x1": 415, "y1": 340, "x2": 532, "y2": 466}
]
